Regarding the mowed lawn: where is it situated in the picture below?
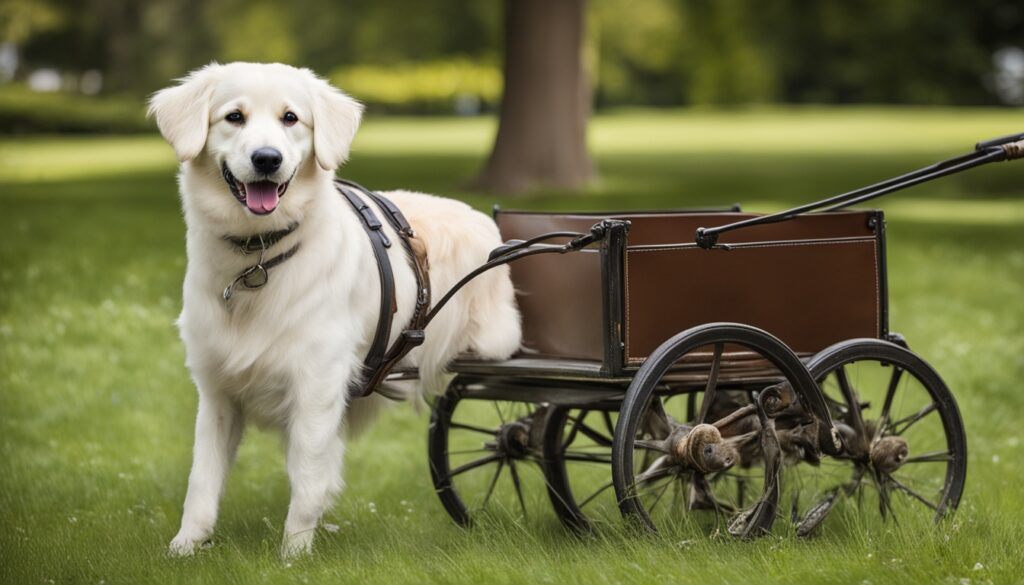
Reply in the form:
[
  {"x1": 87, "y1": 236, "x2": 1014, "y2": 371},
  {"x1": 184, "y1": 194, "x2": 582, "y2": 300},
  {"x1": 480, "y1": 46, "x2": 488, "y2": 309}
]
[{"x1": 1, "y1": 107, "x2": 1023, "y2": 584}]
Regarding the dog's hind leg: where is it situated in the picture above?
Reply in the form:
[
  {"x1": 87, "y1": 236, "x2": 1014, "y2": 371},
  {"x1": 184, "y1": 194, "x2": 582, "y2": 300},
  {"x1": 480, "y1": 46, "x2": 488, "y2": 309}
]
[
  {"x1": 169, "y1": 389, "x2": 243, "y2": 556},
  {"x1": 280, "y1": 375, "x2": 348, "y2": 558}
]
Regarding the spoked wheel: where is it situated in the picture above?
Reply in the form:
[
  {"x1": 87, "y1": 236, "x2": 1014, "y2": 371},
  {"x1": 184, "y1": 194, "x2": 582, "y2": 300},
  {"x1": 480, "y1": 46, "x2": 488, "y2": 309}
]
[
  {"x1": 542, "y1": 406, "x2": 619, "y2": 532},
  {"x1": 428, "y1": 378, "x2": 552, "y2": 526},
  {"x1": 612, "y1": 323, "x2": 834, "y2": 538},
  {"x1": 786, "y1": 339, "x2": 967, "y2": 536}
]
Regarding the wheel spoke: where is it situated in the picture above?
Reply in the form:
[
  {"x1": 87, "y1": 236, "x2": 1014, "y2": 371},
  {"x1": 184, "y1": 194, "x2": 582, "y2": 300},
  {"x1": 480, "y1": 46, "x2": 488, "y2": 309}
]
[
  {"x1": 710, "y1": 403, "x2": 756, "y2": 431},
  {"x1": 567, "y1": 415, "x2": 613, "y2": 447},
  {"x1": 634, "y1": 439, "x2": 668, "y2": 453},
  {"x1": 696, "y1": 343, "x2": 724, "y2": 424},
  {"x1": 902, "y1": 450, "x2": 953, "y2": 464},
  {"x1": 823, "y1": 393, "x2": 850, "y2": 417},
  {"x1": 481, "y1": 459, "x2": 505, "y2": 509},
  {"x1": 690, "y1": 472, "x2": 733, "y2": 513},
  {"x1": 635, "y1": 454, "x2": 672, "y2": 484},
  {"x1": 887, "y1": 474, "x2": 939, "y2": 511},
  {"x1": 646, "y1": 478, "x2": 674, "y2": 514},
  {"x1": 508, "y1": 459, "x2": 528, "y2": 519},
  {"x1": 835, "y1": 366, "x2": 868, "y2": 445},
  {"x1": 890, "y1": 402, "x2": 938, "y2": 435},
  {"x1": 719, "y1": 469, "x2": 765, "y2": 481},
  {"x1": 602, "y1": 411, "x2": 616, "y2": 437},
  {"x1": 448, "y1": 453, "x2": 501, "y2": 479},
  {"x1": 874, "y1": 471, "x2": 899, "y2": 524},
  {"x1": 842, "y1": 467, "x2": 867, "y2": 496},
  {"x1": 686, "y1": 392, "x2": 698, "y2": 421},
  {"x1": 632, "y1": 468, "x2": 674, "y2": 498},
  {"x1": 723, "y1": 429, "x2": 759, "y2": 447},
  {"x1": 727, "y1": 398, "x2": 782, "y2": 538},
  {"x1": 562, "y1": 409, "x2": 587, "y2": 450},
  {"x1": 562, "y1": 452, "x2": 613, "y2": 464},
  {"x1": 641, "y1": 399, "x2": 673, "y2": 439},
  {"x1": 449, "y1": 421, "x2": 497, "y2": 436},
  {"x1": 877, "y1": 367, "x2": 904, "y2": 432},
  {"x1": 447, "y1": 448, "x2": 491, "y2": 456},
  {"x1": 579, "y1": 481, "x2": 614, "y2": 509}
]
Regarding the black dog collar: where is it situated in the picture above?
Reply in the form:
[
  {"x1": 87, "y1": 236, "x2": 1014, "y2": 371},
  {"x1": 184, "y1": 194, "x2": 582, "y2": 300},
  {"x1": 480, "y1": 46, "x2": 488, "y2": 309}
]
[{"x1": 224, "y1": 222, "x2": 300, "y2": 254}]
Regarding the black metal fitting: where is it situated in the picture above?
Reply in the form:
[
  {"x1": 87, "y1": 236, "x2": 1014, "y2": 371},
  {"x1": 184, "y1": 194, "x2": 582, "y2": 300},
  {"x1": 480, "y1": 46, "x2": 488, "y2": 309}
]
[
  {"x1": 565, "y1": 221, "x2": 614, "y2": 252},
  {"x1": 695, "y1": 227, "x2": 718, "y2": 249},
  {"x1": 885, "y1": 332, "x2": 908, "y2": 348},
  {"x1": 487, "y1": 239, "x2": 525, "y2": 262},
  {"x1": 976, "y1": 131, "x2": 1024, "y2": 151}
]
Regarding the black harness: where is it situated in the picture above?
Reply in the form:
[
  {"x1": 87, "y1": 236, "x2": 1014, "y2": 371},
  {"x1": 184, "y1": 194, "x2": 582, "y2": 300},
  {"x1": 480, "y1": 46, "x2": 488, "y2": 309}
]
[{"x1": 334, "y1": 179, "x2": 431, "y2": 398}]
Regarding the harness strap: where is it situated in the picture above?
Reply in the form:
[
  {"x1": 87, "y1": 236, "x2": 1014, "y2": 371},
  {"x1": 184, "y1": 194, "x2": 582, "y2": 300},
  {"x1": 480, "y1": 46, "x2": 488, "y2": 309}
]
[
  {"x1": 336, "y1": 182, "x2": 397, "y2": 383},
  {"x1": 336, "y1": 180, "x2": 431, "y2": 398},
  {"x1": 338, "y1": 179, "x2": 432, "y2": 326}
]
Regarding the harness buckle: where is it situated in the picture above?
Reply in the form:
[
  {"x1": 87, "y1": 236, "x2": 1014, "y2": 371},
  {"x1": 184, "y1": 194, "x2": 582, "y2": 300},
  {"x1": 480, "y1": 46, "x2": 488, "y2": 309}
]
[
  {"x1": 401, "y1": 329, "x2": 425, "y2": 347},
  {"x1": 358, "y1": 205, "x2": 383, "y2": 230}
]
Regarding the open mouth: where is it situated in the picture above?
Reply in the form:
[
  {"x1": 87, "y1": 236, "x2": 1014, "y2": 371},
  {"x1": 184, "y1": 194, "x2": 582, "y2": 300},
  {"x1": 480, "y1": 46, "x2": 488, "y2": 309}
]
[{"x1": 222, "y1": 163, "x2": 290, "y2": 215}]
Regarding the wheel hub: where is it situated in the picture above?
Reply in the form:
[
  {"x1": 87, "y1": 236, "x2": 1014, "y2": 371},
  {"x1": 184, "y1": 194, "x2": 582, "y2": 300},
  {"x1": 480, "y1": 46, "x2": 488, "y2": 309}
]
[
  {"x1": 494, "y1": 421, "x2": 532, "y2": 459},
  {"x1": 869, "y1": 435, "x2": 909, "y2": 473}
]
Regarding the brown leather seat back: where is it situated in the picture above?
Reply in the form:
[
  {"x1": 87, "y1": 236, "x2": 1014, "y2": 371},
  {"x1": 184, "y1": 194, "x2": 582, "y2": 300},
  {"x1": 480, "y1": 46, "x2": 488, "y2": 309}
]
[{"x1": 497, "y1": 210, "x2": 886, "y2": 371}]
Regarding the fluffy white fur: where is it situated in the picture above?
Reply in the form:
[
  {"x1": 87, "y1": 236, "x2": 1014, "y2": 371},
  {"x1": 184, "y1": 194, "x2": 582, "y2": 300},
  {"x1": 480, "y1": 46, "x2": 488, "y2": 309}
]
[{"x1": 148, "y1": 62, "x2": 521, "y2": 558}]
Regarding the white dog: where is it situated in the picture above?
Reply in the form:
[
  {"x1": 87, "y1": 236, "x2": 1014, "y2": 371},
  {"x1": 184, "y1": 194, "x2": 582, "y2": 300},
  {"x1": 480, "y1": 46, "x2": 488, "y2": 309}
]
[{"x1": 148, "y1": 62, "x2": 521, "y2": 558}]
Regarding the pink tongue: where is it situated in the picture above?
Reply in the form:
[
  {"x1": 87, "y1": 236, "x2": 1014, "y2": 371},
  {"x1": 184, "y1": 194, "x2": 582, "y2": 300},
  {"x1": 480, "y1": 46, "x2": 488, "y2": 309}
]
[{"x1": 245, "y1": 182, "x2": 279, "y2": 214}]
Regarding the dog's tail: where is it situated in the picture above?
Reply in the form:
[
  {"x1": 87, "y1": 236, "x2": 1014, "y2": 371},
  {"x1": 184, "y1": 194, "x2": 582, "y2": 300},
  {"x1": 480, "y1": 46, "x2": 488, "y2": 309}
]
[{"x1": 465, "y1": 262, "x2": 522, "y2": 361}]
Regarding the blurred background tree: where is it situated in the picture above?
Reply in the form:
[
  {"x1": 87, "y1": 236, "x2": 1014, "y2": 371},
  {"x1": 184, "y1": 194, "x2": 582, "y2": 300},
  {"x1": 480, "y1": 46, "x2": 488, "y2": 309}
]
[
  {"x1": 8, "y1": 0, "x2": 1021, "y2": 106},
  {"x1": 475, "y1": 0, "x2": 594, "y2": 194},
  {"x1": 6, "y1": 0, "x2": 1015, "y2": 103},
  {"x1": 2, "y1": 0, "x2": 1022, "y2": 191}
]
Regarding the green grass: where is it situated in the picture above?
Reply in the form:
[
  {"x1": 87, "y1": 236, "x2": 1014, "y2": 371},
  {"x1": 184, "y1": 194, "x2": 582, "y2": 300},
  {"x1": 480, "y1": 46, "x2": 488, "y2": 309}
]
[{"x1": 2, "y1": 107, "x2": 1023, "y2": 584}]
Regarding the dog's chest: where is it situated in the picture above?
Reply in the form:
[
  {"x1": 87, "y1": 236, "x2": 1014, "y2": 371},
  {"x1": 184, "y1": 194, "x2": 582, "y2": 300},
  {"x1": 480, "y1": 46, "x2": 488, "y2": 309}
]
[{"x1": 180, "y1": 246, "x2": 376, "y2": 406}]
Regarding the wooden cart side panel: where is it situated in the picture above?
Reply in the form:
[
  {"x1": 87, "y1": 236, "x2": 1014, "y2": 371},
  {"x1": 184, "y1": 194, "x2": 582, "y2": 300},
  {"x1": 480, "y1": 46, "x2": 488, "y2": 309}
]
[
  {"x1": 502, "y1": 250, "x2": 606, "y2": 361},
  {"x1": 496, "y1": 209, "x2": 885, "y2": 368},
  {"x1": 624, "y1": 237, "x2": 882, "y2": 362}
]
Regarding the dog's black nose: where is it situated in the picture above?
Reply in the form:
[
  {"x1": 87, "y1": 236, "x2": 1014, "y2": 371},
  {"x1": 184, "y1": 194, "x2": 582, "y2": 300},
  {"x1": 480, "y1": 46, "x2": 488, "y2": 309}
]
[{"x1": 251, "y1": 148, "x2": 283, "y2": 174}]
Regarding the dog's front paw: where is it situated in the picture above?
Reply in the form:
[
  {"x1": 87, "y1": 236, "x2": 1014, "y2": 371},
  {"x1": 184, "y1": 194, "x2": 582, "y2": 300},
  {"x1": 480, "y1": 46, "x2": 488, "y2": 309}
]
[
  {"x1": 168, "y1": 532, "x2": 207, "y2": 557},
  {"x1": 280, "y1": 530, "x2": 315, "y2": 559}
]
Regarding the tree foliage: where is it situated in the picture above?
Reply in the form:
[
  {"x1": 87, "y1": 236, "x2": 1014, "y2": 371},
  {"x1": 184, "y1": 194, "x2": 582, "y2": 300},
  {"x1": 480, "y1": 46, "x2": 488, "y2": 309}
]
[{"x1": 9, "y1": 0, "x2": 1023, "y2": 106}]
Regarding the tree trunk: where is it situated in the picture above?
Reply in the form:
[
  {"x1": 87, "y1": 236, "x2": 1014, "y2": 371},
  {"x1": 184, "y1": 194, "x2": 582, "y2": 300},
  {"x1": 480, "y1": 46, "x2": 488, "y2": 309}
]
[
  {"x1": 98, "y1": 0, "x2": 143, "y2": 93},
  {"x1": 474, "y1": 0, "x2": 595, "y2": 195}
]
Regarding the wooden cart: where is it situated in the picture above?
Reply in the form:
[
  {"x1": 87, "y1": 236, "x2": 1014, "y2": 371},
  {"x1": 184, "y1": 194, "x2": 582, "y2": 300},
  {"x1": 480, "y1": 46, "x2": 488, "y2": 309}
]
[{"x1": 419, "y1": 134, "x2": 1023, "y2": 536}]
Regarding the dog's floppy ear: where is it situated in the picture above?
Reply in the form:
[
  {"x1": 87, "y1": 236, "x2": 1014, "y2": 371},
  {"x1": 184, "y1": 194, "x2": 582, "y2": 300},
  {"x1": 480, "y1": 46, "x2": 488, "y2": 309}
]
[
  {"x1": 147, "y1": 64, "x2": 221, "y2": 162},
  {"x1": 306, "y1": 72, "x2": 364, "y2": 171}
]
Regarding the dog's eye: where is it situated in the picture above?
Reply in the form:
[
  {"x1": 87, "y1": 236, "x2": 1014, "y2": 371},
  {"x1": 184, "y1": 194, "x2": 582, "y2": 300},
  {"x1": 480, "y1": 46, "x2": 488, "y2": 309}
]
[
  {"x1": 282, "y1": 111, "x2": 298, "y2": 126},
  {"x1": 225, "y1": 111, "x2": 244, "y2": 124}
]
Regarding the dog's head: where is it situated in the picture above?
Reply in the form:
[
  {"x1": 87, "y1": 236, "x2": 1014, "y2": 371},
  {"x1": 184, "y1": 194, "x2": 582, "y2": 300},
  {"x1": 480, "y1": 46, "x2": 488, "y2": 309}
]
[{"x1": 148, "y1": 62, "x2": 362, "y2": 218}]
